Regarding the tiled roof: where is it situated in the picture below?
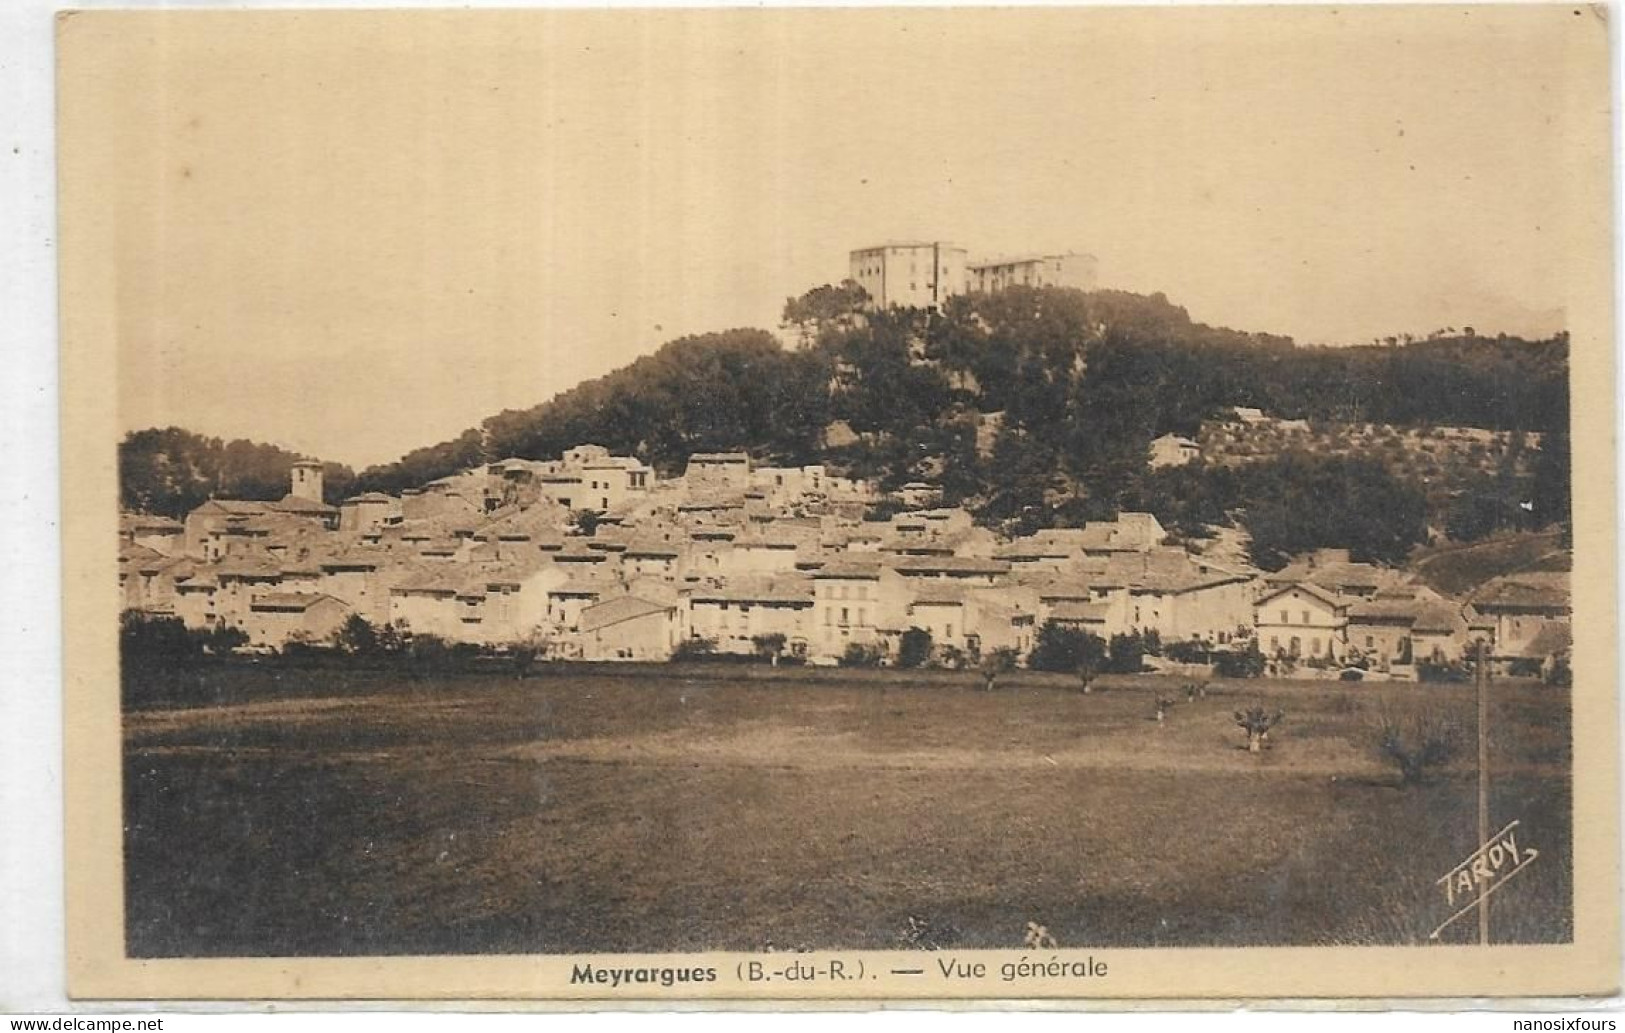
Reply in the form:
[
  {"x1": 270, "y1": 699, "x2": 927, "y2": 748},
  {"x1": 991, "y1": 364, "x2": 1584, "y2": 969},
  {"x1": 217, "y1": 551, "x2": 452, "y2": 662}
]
[
  {"x1": 391, "y1": 568, "x2": 462, "y2": 594},
  {"x1": 550, "y1": 576, "x2": 619, "y2": 598},
  {"x1": 214, "y1": 556, "x2": 284, "y2": 579},
  {"x1": 1519, "y1": 621, "x2": 1572, "y2": 658},
  {"x1": 121, "y1": 513, "x2": 184, "y2": 533},
  {"x1": 1471, "y1": 572, "x2": 1570, "y2": 612},
  {"x1": 119, "y1": 542, "x2": 166, "y2": 567},
  {"x1": 577, "y1": 595, "x2": 671, "y2": 633},
  {"x1": 1256, "y1": 581, "x2": 1346, "y2": 610},
  {"x1": 814, "y1": 556, "x2": 884, "y2": 579},
  {"x1": 250, "y1": 592, "x2": 340, "y2": 612},
  {"x1": 1348, "y1": 598, "x2": 1425, "y2": 623},
  {"x1": 691, "y1": 575, "x2": 813, "y2": 605},
  {"x1": 891, "y1": 556, "x2": 1010, "y2": 576},
  {"x1": 1411, "y1": 602, "x2": 1468, "y2": 636},
  {"x1": 269, "y1": 493, "x2": 339, "y2": 516},
  {"x1": 1049, "y1": 601, "x2": 1111, "y2": 623},
  {"x1": 910, "y1": 582, "x2": 968, "y2": 606}
]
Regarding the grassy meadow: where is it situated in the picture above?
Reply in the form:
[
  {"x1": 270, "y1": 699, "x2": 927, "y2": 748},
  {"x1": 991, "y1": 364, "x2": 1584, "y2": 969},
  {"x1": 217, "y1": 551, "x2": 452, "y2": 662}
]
[{"x1": 122, "y1": 661, "x2": 1573, "y2": 956}]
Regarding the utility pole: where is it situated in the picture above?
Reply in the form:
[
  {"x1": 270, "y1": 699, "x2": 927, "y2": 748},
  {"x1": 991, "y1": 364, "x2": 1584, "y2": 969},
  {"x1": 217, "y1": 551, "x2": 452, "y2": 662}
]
[{"x1": 1476, "y1": 638, "x2": 1491, "y2": 945}]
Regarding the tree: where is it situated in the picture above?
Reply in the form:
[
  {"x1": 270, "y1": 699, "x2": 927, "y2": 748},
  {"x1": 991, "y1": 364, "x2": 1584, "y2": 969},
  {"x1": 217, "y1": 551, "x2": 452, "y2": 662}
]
[
  {"x1": 781, "y1": 280, "x2": 869, "y2": 348},
  {"x1": 1074, "y1": 658, "x2": 1100, "y2": 694},
  {"x1": 120, "y1": 427, "x2": 357, "y2": 516},
  {"x1": 1375, "y1": 707, "x2": 1462, "y2": 786},
  {"x1": 120, "y1": 612, "x2": 246, "y2": 661},
  {"x1": 1105, "y1": 633, "x2": 1146, "y2": 674},
  {"x1": 1530, "y1": 425, "x2": 1572, "y2": 540},
  {"x1": 841, "y1": 641, "x2": 885, "y2": 668},
  {"x1": 1028, "y1": 621, "x2": 1106, "y2": 673},
  {"x1": 1241, "y1": 456, "x2": 1428, "y2": 568},
  {"x1": 335, "y1": 614, "x2": 380, "y2": 656},
  {"x1": 1214, "y1": 642, "x2": 1266, "y2": 678},
  {"x1": 751, "y1": 632, "x2": 788, "y2": 665},
  {"x1": 672, "y1": 637, "x2": 718, "y2": 662},
  {"x1": 978, "y1": 647, "x2": 1017, "y2": 691},
  {"x1": 570, "y1": 509, "x2": 605, "y2": 538},
  {"x1": 510, "y1": 631, "x2": 551, "y2": 675},
  {"x1": 1234, "y1": 706, "x2": 1285, "y2": 753},
  {"x1": 897, "y1": 627, "x2": 933, "y2": 669}
]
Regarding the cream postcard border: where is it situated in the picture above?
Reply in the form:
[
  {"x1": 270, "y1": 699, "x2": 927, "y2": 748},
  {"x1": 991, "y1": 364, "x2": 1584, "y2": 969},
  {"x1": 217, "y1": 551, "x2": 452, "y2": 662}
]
[{"x1": 57, "y1": 5, "x2": 1620, "y2": 1002}]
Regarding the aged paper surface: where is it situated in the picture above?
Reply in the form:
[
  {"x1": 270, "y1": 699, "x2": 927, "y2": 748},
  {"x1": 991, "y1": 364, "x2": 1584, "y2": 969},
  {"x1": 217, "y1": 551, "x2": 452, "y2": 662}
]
[{"x1": 59, "y1": 5, "x2": 1618, "y2": 1001}]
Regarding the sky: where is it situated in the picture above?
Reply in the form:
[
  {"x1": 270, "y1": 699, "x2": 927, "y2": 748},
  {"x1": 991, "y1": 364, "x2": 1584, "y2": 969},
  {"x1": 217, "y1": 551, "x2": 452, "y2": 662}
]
[{"x1": 65, "y1": 5, "x2": 1609, "y2": 469}]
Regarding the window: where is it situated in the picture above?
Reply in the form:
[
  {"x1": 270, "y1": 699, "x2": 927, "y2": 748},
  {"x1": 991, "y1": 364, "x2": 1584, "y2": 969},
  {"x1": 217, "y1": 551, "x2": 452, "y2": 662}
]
[
  {"x1": 841, "y1": 607, "x2": 849, "y2": 625},
  {"x1": 945, "y1": 623, "x2": 953, "y2": 639},
  {"x1": 1312, "y1": 638, "x2": 1322, "y2": 655},
  {"x1": 1279, "y1": 609, "x2": 1288, "y2": 624},
  {"x1": 1366, "y1": 635, "x2": 1374, "y2": 648},
  {"x1": 858, "y1": 608, "x2": 867, "y2": 627},
  {"x1": 1301, "y1": 610, "x2": 1311, "y2": 625}
]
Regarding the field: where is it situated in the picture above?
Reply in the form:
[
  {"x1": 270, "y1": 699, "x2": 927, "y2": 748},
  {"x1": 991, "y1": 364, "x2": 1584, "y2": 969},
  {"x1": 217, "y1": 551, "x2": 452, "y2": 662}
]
[{"x1": 122, "y1": 661, "x2": 1573, "y2": 957}]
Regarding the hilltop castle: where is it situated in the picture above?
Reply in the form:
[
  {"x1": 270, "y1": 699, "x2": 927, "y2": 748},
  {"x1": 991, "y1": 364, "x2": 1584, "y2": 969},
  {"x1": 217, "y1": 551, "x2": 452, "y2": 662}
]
[{"x1": 848, "y1": 242, "x2": 1098, "y2": 310}]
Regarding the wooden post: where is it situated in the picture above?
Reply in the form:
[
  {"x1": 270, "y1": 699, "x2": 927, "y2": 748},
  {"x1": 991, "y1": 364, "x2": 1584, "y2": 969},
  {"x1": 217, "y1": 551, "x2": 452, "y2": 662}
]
[{"x1": 1476, "y1": 638, "x2": 1490, "y2": 945}]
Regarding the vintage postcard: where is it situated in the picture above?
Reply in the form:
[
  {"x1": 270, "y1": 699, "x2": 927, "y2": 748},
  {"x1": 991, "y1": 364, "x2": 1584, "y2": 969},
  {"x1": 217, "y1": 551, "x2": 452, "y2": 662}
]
[{"x1": 58, "y1": 5, "x2": 1619, "y2": 1002}]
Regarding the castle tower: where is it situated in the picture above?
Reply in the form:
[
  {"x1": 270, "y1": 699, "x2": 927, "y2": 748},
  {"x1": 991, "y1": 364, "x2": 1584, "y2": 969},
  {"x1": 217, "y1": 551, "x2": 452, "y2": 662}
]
[{"x1": 291, "y1": 460, "x2": 324, "y2": 502}]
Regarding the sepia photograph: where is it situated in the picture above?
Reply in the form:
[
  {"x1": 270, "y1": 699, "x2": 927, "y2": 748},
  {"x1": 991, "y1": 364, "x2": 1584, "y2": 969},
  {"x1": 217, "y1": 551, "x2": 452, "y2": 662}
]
[{"x1": 56, "y1": 4, "x2": 1618, "y2": 1000}]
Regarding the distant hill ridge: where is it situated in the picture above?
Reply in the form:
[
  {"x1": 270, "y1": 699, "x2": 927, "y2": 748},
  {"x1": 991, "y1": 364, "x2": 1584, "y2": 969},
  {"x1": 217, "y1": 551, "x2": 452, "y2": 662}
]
[{"x1": 121, "y1": 286, "x2": 1571, "y2": 540}]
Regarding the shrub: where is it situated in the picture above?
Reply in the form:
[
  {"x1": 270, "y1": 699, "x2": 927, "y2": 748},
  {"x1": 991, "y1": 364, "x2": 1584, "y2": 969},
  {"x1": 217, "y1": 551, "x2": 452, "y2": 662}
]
[
  {"x1": 1164, "y1": 639, "x2": 1210, "y2": 664},
  {"x1": 1104, "y1": 633, "x2": 1146, "y2": 674},
  {"x1": 335, "y1": 614, "x2": 381, "y2": 656},
  {"x1": 280, "y1": 629, "x2": 328, "y2": 658},
  {"x1": 120, "y1": 613, "x2": 246, "y2": 661},
  {"x1": 1545, "y1": 655, "x2": 1572, "y2": 688},
  {"x1": 1375, "y1": 706, "x2": 1463, "y2": 786},
  {"x1": 897, "y1": 628, "x2": 933, "y2": 669},
  {"x1": 751, "y1": 632, "x2": 788, "y2": 664},
  {"x1": 1213, "y1": 643, "x2": 1266, "y2": 679},
  {"x1": 672, "y1": 636, "x2": 719, "y2": 662},
  {"x1": 1028, "y1": 622, "x2": 1106, "y2": 673},
  {"x1": 977, "y1": 647, "x2": 1018, "y2": 690},
  {"x1": 840, "y1": 641, "x2": 885, "y2": 668},
  {"x1": 508, "y1": 632, "x2": 550, "y2": 674},
  {"x1": 1417, "y1": 660, "x2": 1471, "y2": 684},
  {"x1": 403, "y1": 633, "x2": 481, "y2": 669}
]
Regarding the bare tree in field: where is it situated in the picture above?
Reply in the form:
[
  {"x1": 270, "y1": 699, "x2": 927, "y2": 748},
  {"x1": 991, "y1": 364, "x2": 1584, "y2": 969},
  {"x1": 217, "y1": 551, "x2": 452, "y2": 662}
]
[
  {"x1": 1076, "y1": 661, "x2": 1097, "y2": 694},
  {"x1": 1234, "y1": 706, "x2": 1285, "y2": 752},
  {"x1": 1375, "y1": 706, "x2": 1462, "y2": 786},
  {"x1": 979, "y1": 648, "x2": 1016, "y2": 691}
]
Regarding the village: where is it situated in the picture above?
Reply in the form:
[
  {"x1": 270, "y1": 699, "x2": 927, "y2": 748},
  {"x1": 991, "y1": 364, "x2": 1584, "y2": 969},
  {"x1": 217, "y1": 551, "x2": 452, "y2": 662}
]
[{"x1": 117, "y1": 426, "x2": 1571, "y2": 681}]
